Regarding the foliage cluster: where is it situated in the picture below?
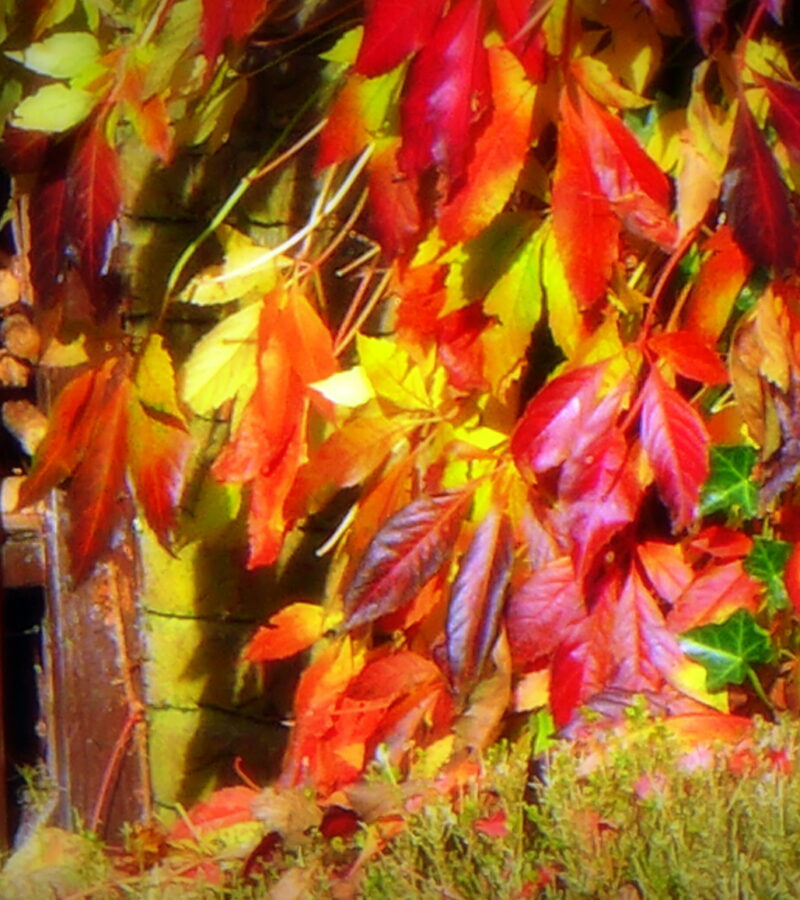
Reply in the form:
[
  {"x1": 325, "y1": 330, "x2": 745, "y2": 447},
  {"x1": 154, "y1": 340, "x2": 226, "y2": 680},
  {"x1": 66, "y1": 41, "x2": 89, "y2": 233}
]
[{"x1": 3, "y1": 0, "x2": 800, "y2": 829}]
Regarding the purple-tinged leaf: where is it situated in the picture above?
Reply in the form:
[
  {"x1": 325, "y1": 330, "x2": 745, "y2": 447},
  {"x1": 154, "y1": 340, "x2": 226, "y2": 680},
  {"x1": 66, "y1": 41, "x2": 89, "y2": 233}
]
[
  {"x1": 344, "y1": 492, "x2": 471, "y2": 629},
  {"x1": 446, "y1": 507, "x2": 513, "y2": 695},
  {"x1": 722, "y1": 101, "x2": 796, "y2": 273},
  {"x1": 639, "y1": 367, "x2": 709, "y2": 532},
  {"x1": 688, "y1": 0, "x2": 727, "y2": 52}
]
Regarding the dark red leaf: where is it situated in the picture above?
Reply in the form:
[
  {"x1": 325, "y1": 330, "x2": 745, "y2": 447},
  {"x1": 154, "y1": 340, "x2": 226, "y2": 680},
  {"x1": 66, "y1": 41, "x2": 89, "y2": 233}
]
[
  {"x1": 760, "y1": 76, "x2": 800, "y2": 164},
  {"x1": 67, "y1": 125, "x2": 122, "y2": 313},
  {"x1": 551, "y1": 89, "x2": 618, "y2": 308},
  {"x1": 506, "y1": 556, "x2": 585, "y2": 666},
  {"x1": 344, "y1": 492, "x2": 472, "y2": 629},
  {"x1": 0, "y1": 127, "x2": 49, "y2": 173},
  {"x1": 723, "y1": 100, "x2": 796, "y2": 272},
  {"x1": 639, "y1": 367, "x2": 709, "y2": 532},
  {"x1": 28, "y1": 141, "x2": 70, "y2": 307},
  {"x1": 355, "y1": 0, "x2": 447, "y2": 77},
  {"x1": 398, "y1": 0, "x2": 490, "y2": 191},
  {"x1": 446, "y1": 506, "x2": 513, "y2": 695}
]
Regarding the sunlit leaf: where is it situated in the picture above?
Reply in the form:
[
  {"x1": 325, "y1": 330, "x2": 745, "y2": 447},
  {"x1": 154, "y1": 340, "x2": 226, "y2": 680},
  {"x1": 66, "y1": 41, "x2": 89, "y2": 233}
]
[
  {"x1": 12, "y1": 82, "x2": 95, "y2": 132},
  {"x1": 354, "y1": 0, "x2": 446, "y2": 77},
  {"x1": 6, "y1": 31, "x2": 100, "y2": 79},
  {"x1": 667, "y1": 559, "x2": 762, "y2": 633},
  {"x1": 647, "y1": 330, "x2": 728, "y2": 385},
  {"x1": 760, "y1": 76, "x2": 800, "y2": 163},
  {"x1": 201, "y1": 0, "x2": 269, "y2": 63},
  {"x1": 245, "y1": 603, "x2": 327, "y2": 662},
  {"x1": 680, "y1": 608, "x2": 774, "y2": 692}
]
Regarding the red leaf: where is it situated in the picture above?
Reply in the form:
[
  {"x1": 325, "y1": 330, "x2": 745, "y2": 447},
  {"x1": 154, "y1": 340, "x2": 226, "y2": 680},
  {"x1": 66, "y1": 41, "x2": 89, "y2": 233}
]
[
  {"x1": 506, "y1": 556, "x2": 585, "y2": 666},
  {"x1": 639, "y1": 367, "x2": 709, "y2": 531},
  {"x1": 723, "y1": 100, "x2": 796, "y2": 272},
  {"x1": 787, "y1": 541, "x2": 800, "y2": 617},
  {"x1": 398, "y1": 0, "x2": 490, "y2": 191},
  {"x1": 446, "y1": 507, "x2": 513, "y2": 695},
  {"x1": 367, "y1": 140, "x2": 421, "y2": 257},
  {"x1": 438, "y1": 44, "x2": 535, "y2": 245},
  {"x1": 637, "y1": 541, "x2": 693, "y2": 605},
  {"x1": 551, "y1": 89, "x2": 618, "y2": 308},
  {"x1": 169, "y1": 786, "x2": 258, "y2": 840},
  {"x1": 760, "y1": 76, "x2": 800, "y2": 164},
  {"x1": 474, "y1": 809, "x2": 509, "y2": 839},
  {"x1": 28, "y1": 142, "x2": 69, "y2": 307},
  {"x1": 689, "y1": 526, "x2": 752, "y2": 560},
  {"x1": 127, "y1": 401, "x2": 192, "y2": 547},
  {"x1": 647, "y1": 330, "x2": 728, "y2": 385},
  {"x1": 343, "y1": 492, "x2": 471, "y2": 629},
  {"x1": 67, "y1": 125, "x2": 121, "y2": 312},
  {"x1": 667, "y1": 559, "x2": 761, "y2": 633},
  {"x1": 511, "y1": 361, "x2": 608, "y2": 475},
  {"x1": 201, "y1": 0, "x2": 269, "y2": 63},
  {"x1": 67, "y1": 360, "x2": 131, "y2": 582},
  {"x1": 558, "y1": 429, "x2": 641, "y2": 578},
  {"x1": 18, "y1": 364, "x2": 106, "y2": 508},
  {"x1": 573, "y1": 85, "x2": 676, "y2": 251},
  {"x1": 0, "y1": 127, "x2": 49, "y2": 173},
  {"x1": 494, "y1": 0, "x2": 547, "y2": 82},
  {"x1": 355, "y1": 0, "x2": 447, "y2": 77},
  {"x1": 611, "y1": 568, "x2": 689, "y2": 693},
  {"x1": 435, "y1": 301, "x2": 490, "y2": 392}
]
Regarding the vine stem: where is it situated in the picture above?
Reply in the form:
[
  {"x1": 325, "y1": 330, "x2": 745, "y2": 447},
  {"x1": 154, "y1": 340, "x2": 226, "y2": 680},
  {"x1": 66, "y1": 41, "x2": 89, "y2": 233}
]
[
  {"x1": 157, "y1": 99, "x2": 326, "y2": 326},
  {"x1": 639, "y1": 224, "x2": 700, "y2": 342}
]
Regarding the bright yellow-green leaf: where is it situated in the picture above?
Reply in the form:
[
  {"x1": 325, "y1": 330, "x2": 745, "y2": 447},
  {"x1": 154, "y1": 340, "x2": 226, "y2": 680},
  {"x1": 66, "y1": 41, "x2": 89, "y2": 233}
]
[
  {"x1": 34, "y1": 0, "x2": 78, "y2": 36},
  {"x1": 310, "y1": 367, "x2": 375, "y2": 407},
  {"x1": 181, "y1": 227, "x2": 282, "y2": 305},
  {"x1": 320, "y1": 26, "x2": 363, "y2": 67},
  {"x1": 646, "y1": 107, "x2": 684, "y2": 175},
  {"x1": 135, "y1": 335, "x2": 184, "y2": 419},
  {"x1": 540, "y1": 227, "x2": 586, "y2": 358},
  {"x1": 7, "y1": 32, "x2": 100, "y2": 79},
  {"x1": 180, "y1": 302, "x2": 260, "y2": 414},
  {"x1": 12, "y1": 82, "x2": 95, "y2": 132},
  {"x1": 589, "y1": 0, "x2": 663, "y2": 95},
  {"x1": 571, "y1": 56, "x2": 648, "y2": 109},
  {"x1": 357, "y1": 335, "x2": 435, "y2": 412}
]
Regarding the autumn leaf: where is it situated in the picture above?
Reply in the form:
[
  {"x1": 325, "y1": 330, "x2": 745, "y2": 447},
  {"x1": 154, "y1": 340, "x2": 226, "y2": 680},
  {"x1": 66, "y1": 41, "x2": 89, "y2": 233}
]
[
  {"x1": 722, "y1": 100, "x2": 796, "y2": 273},
  {"x1": 398, "y1": 0, "x2": 490, "y2": 191},
  {"x1": 343, "y1": 491, "x2": 472, "y2": 630},
  {"x1": 27, "y1": 139, "x2": 69, "y2": 306},
  {"x1": 366, "y1": 138, "x2": 421, "y2": 257},
  {"x1": 637, "y1": 541, "x2": 693, "y2": 605},
  {"x1": 688, "y1": 0, "x2": 727, "y2": 51},
  {"x1": 551, "y1": 89, "x2": 618, "y2": 309},
  {"x1": 246, "y1": 603, "x2": 328, "y2": 662},
  {"x1": 67, "y1": 123, "x2": 121, "y2": 313},
  {"x1": 667, "y1": 559, "x2": 762, "y2": 633},
  {"x1": 639, "y1": 366, "x2": 709, "y2": 531},
  {"x1": 446, "y1": 506, "x2": 513, "y2": 696},
  {"x1": 201, "y1": 0, "x2": 270, "y2": 64},
  {"x1": 647, "y1": 330, "x2": 728, "y2": 385},
  {"x1": 438, "y1": 45, "x2": 535, "y2": 245},
  {"x1": 355, "y1": 0, "x2": 447, "y2": 77},
  {"x1": 506, "y1": 556, "x2": 585, "y2": 666},
  {"x1": 494, "y1": 0, "x2": 547, "y2": 82}
]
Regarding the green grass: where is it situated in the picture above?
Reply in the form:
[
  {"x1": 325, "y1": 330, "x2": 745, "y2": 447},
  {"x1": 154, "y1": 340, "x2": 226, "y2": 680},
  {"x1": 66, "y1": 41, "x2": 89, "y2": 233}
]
[{"x1": 6, "y1": 711, "x2": 800, "y2": 898}]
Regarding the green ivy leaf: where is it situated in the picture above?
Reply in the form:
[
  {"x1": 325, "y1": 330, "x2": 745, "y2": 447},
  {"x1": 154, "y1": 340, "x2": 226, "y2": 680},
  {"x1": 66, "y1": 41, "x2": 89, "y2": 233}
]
[
  {"x1": 745, "y1": 537, "x2": 792, "y2": 614},
  {"x1": 699, "y1": 445, "x2": 758, "y2": 518},
  {"x1": 679, "y1": 608, "x2": 774, "y2": 692}
]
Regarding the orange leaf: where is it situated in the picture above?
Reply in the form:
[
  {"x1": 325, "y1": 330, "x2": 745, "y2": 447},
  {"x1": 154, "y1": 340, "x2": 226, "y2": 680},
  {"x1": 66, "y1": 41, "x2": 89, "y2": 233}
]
[
  {"x1": 169, "y1": 786, "x2": 259, "y2": 840},
  {"x1": 438, "y1": 45, "x2": 534, "y2": 245},
  {"x1": 667, "y1": 560, "x2": 761, "y2": 633},
  {"x1": 647, "y1": 330, "x2": 728, "y2": 385},
  {"x1": 246, "y1": 602, "x2": 326, "y2": 663},
  {"x1": 67, "y1": 358, "x2": 132, "y2": 582}
]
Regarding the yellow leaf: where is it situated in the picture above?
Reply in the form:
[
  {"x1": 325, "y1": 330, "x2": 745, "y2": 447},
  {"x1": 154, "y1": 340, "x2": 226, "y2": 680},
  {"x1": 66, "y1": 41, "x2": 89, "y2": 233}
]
[
  {"x1": 180, "y1": 301, "x2": 260, "y2": 414},
  {"x1": 181, "y1": 226, "x2": 282, "y2": 305},
  {"x1": 356, "y1": 334, "x2": 433, "y2": 411},
  {"x1": 513, "y1": 669, "x2": 549, "y2": 712},
  {"x1": 135, "y1": 335, "x2": 184, "y2": 418},
  {"x1": 541, "y1": 226, "x2": 587, "y2": 358},
  {"x1": 310, "y1": 367, "x2": 375, "y2": 407},
  {"x1": 571, "y1": 56, "x2": 648, "y2": 109}
]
